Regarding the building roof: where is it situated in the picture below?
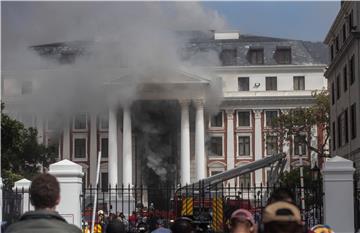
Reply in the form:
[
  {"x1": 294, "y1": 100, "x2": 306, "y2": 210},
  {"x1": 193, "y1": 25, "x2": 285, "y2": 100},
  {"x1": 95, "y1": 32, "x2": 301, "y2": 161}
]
[
  {"x1": 30, "y1": 31, "x2": 329, "y2": 66},
  {"x1": 182, "y1": 31, "x2": 329, "y2": 66}
]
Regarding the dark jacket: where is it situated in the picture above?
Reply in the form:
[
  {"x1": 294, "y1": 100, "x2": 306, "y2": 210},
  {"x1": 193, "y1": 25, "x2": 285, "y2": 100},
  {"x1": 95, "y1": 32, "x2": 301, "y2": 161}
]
[{"x1": 5, "y1": 210, "x2": 82, "y2": 233}]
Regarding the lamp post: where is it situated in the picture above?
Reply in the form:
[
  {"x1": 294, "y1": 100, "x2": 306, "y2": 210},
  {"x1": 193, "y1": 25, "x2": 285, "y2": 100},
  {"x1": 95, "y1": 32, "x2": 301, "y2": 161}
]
[{"x1": 299, "y1": 144, "x2": 306, "y2": 223}]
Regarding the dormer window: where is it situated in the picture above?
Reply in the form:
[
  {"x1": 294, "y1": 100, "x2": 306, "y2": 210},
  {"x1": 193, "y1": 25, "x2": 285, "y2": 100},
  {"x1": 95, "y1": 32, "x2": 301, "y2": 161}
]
[
  {"x1": 248, "y1": 48, "x2": 264, "y2": 65},
  {"x1": 275, "y1": 47, "x2": 291, "y2": 64},
  {"x1": 220, "y1": 49, "x2": 237, "y2": 66}
]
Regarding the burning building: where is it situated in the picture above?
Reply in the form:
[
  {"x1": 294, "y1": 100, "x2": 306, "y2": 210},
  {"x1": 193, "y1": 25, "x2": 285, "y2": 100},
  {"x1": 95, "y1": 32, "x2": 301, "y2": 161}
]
[{"x1": 2, "y1": 30, "x2": 329, "y2": 189}]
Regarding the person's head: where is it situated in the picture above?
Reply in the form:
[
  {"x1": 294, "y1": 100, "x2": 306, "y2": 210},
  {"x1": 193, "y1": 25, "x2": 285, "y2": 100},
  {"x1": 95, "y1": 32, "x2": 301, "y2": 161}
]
[
  {"x1": 229, "y1": 209, "x2": 256, "y2": 233},
  {"x1": 310, "y1": 224, "x2": 334, "y2": 233},
  {"x1": 262, "y1": 201, "x2": 303, "y2": 233},
  {"x1": 171, "y1": 217, "x2": 195, "y2": 233},
  {"x1": 29, "y1": 173, "x2": 60, "y2": 210},
  {"x1": 267, "y1": 187, "x2": 295, "y2": 204},
  {"x1": 156, "y1": 219, "x2": 165, "y2": 228},
  {"x1": 106, "y1": 219, "x2": 126, "y2": 233},
  {"x1": 119, "y1": 212, "x2": 125, "y2": 219}
]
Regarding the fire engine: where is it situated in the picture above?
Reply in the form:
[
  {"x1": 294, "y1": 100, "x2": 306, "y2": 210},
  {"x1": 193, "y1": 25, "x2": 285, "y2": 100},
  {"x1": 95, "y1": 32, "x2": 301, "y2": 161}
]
[{"x1": 174, "y1": 153, "x2": 287, "y2": 232}]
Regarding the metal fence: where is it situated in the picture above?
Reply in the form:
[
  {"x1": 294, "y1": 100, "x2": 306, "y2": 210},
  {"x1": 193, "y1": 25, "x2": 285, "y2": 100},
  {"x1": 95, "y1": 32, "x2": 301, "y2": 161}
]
[
  {"x1": 81, "y1": 182, "x2": 324, "y2": 232},
  {"x1": 2, "y1": 188, "x2": 23, "y2": 227}
]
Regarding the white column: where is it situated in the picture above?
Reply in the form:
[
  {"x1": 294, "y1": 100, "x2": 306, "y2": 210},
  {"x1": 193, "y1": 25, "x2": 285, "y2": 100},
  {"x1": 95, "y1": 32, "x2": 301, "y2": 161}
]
[
  {"x1": 180, "y1": 100, "x2": 191, "y2": 185},
  {"x1": 13, "y1": 178, "x2": 33, "y2": 213},
  {"x1": 108, "y1": 106, "x2": 118, "y2": 187},
  {"x1": 254, "y1": 109, "x2": 263, "y2": 185},
  {"x1": 322, "y1": 156, "x2": 355, "y2": 233},
  {"x1": 226, "y1": 110, "x2": 235, "y2": 186},
  {"x1": 49, "y1": 159, "x2": 84, "y2": 228},
  {"x1": 90, "y1": 113, "x2": 98, "y2": 185},
  {"x1": 62, "y1": 117, "x2": 71, "y2": 160},
  {"x1": 194, "y1": 100, "x2": 206, "y2": 180},
  {"x1": 122, "y1": 106, "x2": 133, "y2": 186},
  {"x1": 36, "y1": 115, "x2": 44, "y2": 144}
]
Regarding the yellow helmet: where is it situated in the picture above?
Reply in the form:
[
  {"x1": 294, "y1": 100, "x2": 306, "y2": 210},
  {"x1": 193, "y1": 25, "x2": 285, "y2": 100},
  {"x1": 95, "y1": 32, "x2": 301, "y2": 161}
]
[{"x1": 311, "y1": 224, "x2": 334, "y2": 233}]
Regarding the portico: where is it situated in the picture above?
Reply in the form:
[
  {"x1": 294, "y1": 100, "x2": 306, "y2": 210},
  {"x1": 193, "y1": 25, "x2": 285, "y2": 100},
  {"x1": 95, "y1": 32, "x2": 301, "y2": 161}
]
[{"x1": 106, "y1": 71, "x2": 212, "y2": 186}]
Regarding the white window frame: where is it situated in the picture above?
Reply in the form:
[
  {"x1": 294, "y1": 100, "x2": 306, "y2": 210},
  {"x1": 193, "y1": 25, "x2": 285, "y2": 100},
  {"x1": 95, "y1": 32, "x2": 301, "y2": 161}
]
[
  {"x1": 235, "y1": 162, "x2": 253, "y2": 188},
  {"x1": 236, "y1": 133, "x2": 252, "y2": 159},
  {"x1": 73, "y1": 113, "x2": 88, "y2": 131},
  {"x1": 265, "y1": 134, "x2": 278, "y2": 156},
  {"x1": 72, "y1": 134, "x2": 88, "y2": 161},
  {"x1": 292, "y1": 135, "x2": 307, "y2": 159},
  {"x1": 99, "y1": 133, "x2": 109, "y2": 161},
  {"x1": 209, "y1": 111, "x2": 224, "y2": 129},
  {"x1": 208, "y1": 162, "x2": 226, "y2": 177},
  {"x1": 208, "y1": 134, "x2": 225, "y2": 159},
  {"x1": 236, "y1": 110, "x2": 252, "y2": 128},
  {"x1": 264, "y1": 110, "x2": 279, "y2": 127},
  {"x1": 45, "y1": 133, "x2": 61, "y2": 160}
]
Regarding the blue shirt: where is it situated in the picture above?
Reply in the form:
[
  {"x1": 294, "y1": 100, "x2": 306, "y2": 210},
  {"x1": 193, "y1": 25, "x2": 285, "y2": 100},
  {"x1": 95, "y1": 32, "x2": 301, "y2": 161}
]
[{"x1": 151, "y1": 227, "x2": 172, "y2": 233}]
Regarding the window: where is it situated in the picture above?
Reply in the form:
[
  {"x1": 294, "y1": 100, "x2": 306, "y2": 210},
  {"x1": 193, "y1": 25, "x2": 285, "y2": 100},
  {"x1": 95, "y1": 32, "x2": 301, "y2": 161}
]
[
  {"x1": 266, "y1": 77, "x2": 277, "y2": 91},
  {"x1": 350, "y1": 55, "x2": 355, "y2": 84},
  {"x1": 345, "y1": 109, "x2": 349, "y2": 144},
  {"x1": 47, "y1": 136, "x2": 60, "y2": 158},
  {"x1": 275, "y1": 47, "x2": 291, "y2": 64},
  {"x1": 343, "y1": 65, "x2": 348, "y2": 92},
  {"x1": 74, "y1": 113, "x2": 87, "y2": 130},
  {"x1": 237, "y1": 111, "x2": 250, "y2": 127},
  {"x1": 101, "y1": 172, "x2": 108, "y2": 191},
  {"x1": 238, "y1": 77, "x2": 249, "y2": 91},
  {"x1": 348, "y1": 10, "x2": 354, "y2": 31},
  {"x1": 101, "y1": 138, "x2": 108, "y2": 158},
  {"x1": 265, "y1": 110, "x2": 278, "y2": 127},
  {"x1": 249, "y1": 48, "x2": 264, "y2": 64},
  {"x1": 220, "y1": 49, "x2": 237, "y2": 66},
  {"x1": 338, "y1": 110, "x2": 349, "y2": 147},
  {"x1": 342, "y1": 24, "x2": 347, "y2": 43},
  {"x1": 209, "y1": 136, "x2": 223, "y2": 156},
  {"x1": 336, "y1": 75, "x2": 341, "y2": 99},
  {"x1": 293, "y1": 76, "x2": 305, "y2": 90},
  {"x1": 330, "y1": 45, "x2": 334, "y2": 61},
  {"x1": 99, "y1": 114, "x2": 109, "y2": 129},
  {"x1": 351, "y1": 104, "x2": 357, "y2": 139},
  {"x1": 210, "y1": 170, "x2": 223, "y2": 176},
  {"x1": 238, "y1": 136, "x2": 250, "y2": 156},
  {"x1": 335, "y1": 36, "x2": 339, "y2": 53},
  {"x1": 294, "y1": 135, "x2": 307, "y2": 156},
  {"x1": 332, "y1": 121, "x2": 336, "y2": 151},
  {"x1": 74, "y1": 138, "x2": 86, "y2": 159},
  {"x1": 21, "y1": 81, "x2": 32, "y2": 95},
  {"x1": 210, "y1": 112, "x2": 223, "y2": 127},
  {"x1": 266, "y1": 136, "x2": 278, "y2": 155},
  {"x1": 331, "y1": 82, "x2": 335, "y2": 105},
  {"x1": 238, "y1": 173, "x2": 251, "y2": 187}
]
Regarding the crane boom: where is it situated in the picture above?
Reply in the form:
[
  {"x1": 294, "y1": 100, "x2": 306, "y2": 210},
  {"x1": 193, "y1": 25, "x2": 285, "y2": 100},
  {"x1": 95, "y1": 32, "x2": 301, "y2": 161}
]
[{"x1": 185, "y1": 153, "x2": 287, "y2": 189}]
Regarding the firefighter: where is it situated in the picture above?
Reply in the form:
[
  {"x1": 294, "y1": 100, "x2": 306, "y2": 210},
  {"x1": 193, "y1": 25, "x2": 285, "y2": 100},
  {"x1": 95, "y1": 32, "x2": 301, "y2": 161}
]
[{"x1": 94, "y1": 210, "x2": 106, "y2": 233}]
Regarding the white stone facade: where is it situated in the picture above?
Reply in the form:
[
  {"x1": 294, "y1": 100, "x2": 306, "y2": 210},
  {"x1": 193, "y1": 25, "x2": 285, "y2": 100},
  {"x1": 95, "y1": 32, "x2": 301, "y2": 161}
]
[{"x1": 2, "y1": 32, "x2": 328, "y2": 187}]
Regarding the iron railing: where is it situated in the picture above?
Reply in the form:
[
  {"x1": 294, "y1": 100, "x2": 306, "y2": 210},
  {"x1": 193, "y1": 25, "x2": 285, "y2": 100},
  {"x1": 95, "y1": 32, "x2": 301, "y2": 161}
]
[{"x1": 81, "y1": 182, "x2": 324, "y2": 232}]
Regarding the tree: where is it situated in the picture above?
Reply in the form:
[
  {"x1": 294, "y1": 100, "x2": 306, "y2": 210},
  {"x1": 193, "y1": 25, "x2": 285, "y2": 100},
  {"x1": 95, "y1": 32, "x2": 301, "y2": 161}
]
[
  {"x1": 268, "y1": 90, "x2": 330, "y2": 166},
  {"x1": 1, "y1": 103, "x2": 57, "y2": 188}
]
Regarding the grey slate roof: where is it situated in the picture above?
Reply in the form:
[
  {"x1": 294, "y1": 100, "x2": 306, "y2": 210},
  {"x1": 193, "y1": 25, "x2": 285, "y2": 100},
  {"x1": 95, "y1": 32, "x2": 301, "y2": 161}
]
[
  {"x1": 30, "y1": 31, "x2": 329, "y2": 66},
  {"x1": 181, "y1": 31, "x2": 329, "y2": 66}
]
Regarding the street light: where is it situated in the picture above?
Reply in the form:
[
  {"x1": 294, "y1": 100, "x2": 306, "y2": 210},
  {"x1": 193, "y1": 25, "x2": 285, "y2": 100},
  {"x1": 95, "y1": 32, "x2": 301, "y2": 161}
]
[{"x1": 311, "y1": 164, "x2": 320, "y2": 182}]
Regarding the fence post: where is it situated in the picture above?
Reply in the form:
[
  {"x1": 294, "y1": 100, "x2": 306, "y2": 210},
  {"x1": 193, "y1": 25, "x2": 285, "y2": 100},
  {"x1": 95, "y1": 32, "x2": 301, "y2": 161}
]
[
  {"x1": 322, "y1": 156, "x2": 355, "y2": 233},
  {"x1": 13, "y1": 179, "x2": 32, "y2": 213},
  {"x1": 49, "y1": 159, "x2": 84, "y2": 228}
]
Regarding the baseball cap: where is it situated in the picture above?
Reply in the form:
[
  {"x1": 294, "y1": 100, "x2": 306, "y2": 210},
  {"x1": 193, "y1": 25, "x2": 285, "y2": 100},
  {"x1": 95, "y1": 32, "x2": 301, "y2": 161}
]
[
  {"x1": 262, "y1": 201, "x2": 301, "y2": 224},
  {"x1": 311, "y1": 224, "x2": 335, "y2": 233},
  {"x1": 230, "y1": 209, "x2": 255, "y2": 226}
]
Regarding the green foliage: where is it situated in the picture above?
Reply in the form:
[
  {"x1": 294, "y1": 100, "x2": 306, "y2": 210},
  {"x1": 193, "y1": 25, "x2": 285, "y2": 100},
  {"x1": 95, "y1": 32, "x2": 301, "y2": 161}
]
[
  {"x1": 1, "y1": 103, "x2": 57, "y2": 188},
  {"x1": 269, "y1": 90, "x2": 330, "y2": 158},
  {"x1": 279, "y1": 166, "x2": 313, "y2": 187}
]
